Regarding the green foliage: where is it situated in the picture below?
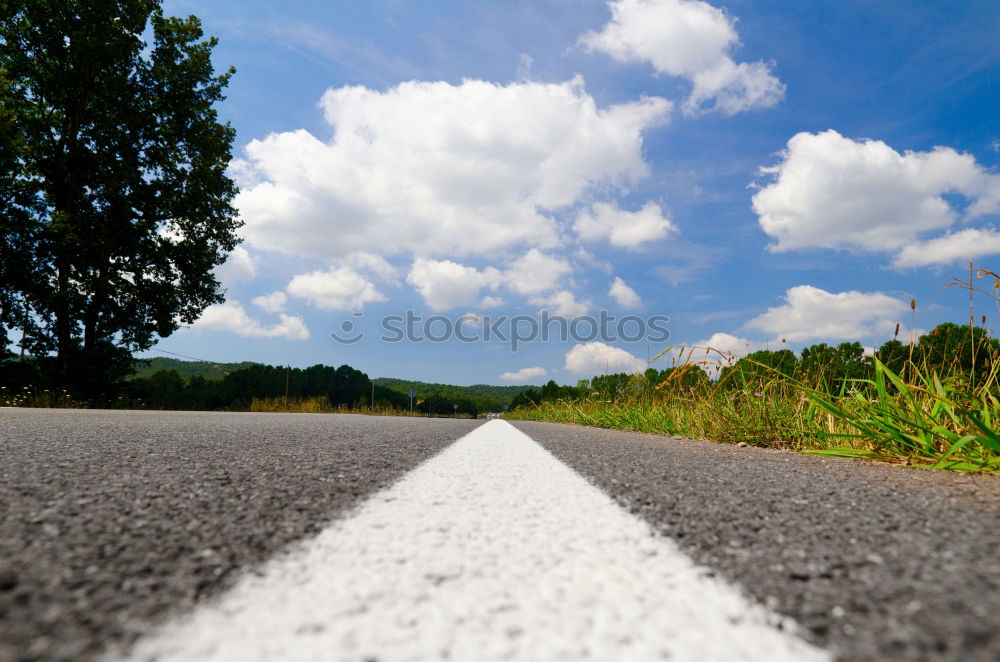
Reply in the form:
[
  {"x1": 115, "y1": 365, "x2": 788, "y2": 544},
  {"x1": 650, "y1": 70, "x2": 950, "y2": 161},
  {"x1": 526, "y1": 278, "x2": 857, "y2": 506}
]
[
  {"x1": 128, "y1": 357, "x2": 261, "y2": 381},
  {"x1": 796, "y1": 341, "x2": 870, "y2": 394},
  {"x1": 508, "y1": 368, "x2": 708, "y2": 410},
  {"x1": 374, "y1": 377, "x2": 528, "y2": 414},
  {"x1": 0, "y1": 67, "x2": 35, "y2": 355},
  {"x1": 107, "y1": 361, "x2": 514, "y2": 415},
  {"x1": 588, "y1": 373, "x2": 633, "y2": 398},
  {"x1": 802, "y1": 358, "x2": 1000, "y2": 472},
  {"x1": 505, "y1": 378, "x2": 588, "y2": 409},
  {"x1": 509, "y1": 388, "x2": 541, "y2": 409},
  {"x1": 539, "y1": 379, "x2": 578, "y2": 401},
  {"x1": 914, "y1": 323, "x2": 1000, "y2": 381},
  {"x1": 509, "y1": 322, "x2": 1000, "y2": 474},
  {"x1": 719, "y1": 349, "x2": 797, "y2": 389},
  {"x1": 121, "y1": 362, "x2": 380, "y2": 411},
  {"x1": 373, "y1": 377, "x2": 527, "y2": 402},
  {"x1": 509, "y1": 382, "x2": 813, "y2": 449},
  {"x1": 646, "y1": 365, "x2": 709, "y2": 392},
  {"x1": 0, "y1": 1, "x2": 239, "y2": 396},
  {"x1": 875, "y1": 339, "x2": 908, "y2": 376}
]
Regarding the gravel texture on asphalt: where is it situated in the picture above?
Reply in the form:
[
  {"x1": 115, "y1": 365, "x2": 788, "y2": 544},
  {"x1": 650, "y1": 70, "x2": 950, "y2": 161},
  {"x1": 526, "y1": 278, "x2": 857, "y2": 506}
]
[
  {"x1": 511, "y1": 420, "x2": 1000, "y2": 662},
  {"x1": 0, "y1": 409, "x2": 479, "y2": 662}
]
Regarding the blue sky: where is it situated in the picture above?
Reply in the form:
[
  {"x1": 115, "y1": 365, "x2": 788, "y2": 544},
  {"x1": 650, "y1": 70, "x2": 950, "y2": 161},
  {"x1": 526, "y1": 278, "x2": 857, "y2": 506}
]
[{"x1": 150, "y1": 0, "x2": 1000, "y2": 385}]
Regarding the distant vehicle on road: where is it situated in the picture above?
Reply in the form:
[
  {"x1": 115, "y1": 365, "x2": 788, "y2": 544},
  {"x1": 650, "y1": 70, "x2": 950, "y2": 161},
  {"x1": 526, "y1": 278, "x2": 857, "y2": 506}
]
[{"x1": 486, "y1": 412, "x2": 502, "y2": 420}]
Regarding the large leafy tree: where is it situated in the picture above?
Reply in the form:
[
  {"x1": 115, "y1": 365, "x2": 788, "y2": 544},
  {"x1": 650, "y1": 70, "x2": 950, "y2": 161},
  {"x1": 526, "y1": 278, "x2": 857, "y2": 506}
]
[
  {"x1": 874, "y1": 338, "x2": 909, "y2": 375},
  {"x1": 0, "y1": 66, "x2": 37, "y2": 359},
  {"x1": 645, "y1": 365, "x2": 708, "y2": 392},
  {"x1": 719, "y1": 348, "x2": 798, "y2": 389},
  {"x1": 0, "y1": 1, "x2": 239, "y2": 394},
  {"x1": 797, "y1": 341, "x2": 870, "y2": 393},
  {"x1": 915, "y1": 323, "x2": 1000, "y2": 379}
]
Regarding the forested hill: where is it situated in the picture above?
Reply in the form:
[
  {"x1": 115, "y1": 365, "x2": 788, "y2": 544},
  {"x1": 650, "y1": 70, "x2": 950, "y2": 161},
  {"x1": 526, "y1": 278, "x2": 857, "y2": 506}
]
[
  {"x1": 114, "y1": 358, "x2": 530, "y2": 413},
  {"x1": 129, "y1": 361, "x2": 531, "y2": 401},
  {"x1": 130, "y1": 357, "x2": 261, "y2": 381},
  {"x1": 373, "y1": 377, "x2": 529, "y2": 405}
]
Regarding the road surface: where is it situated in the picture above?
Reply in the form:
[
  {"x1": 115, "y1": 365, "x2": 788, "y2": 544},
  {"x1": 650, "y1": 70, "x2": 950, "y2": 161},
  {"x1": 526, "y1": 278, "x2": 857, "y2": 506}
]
[{"x1": 1, "y1": 409, "x2": 997, "y2": 661}]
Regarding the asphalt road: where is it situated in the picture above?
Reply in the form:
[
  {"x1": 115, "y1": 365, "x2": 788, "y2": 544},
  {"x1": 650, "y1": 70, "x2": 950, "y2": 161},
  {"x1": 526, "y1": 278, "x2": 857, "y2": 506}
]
[
  {"x1": 0, "y1": 409, "x2": 479, "y2": 662},
  {"x1": 2, "y1": 410, "x2": 998, "y2": 661},
  {"x1": 111, "y1": 420, "x2": 829, "y2": 662},
  {"x1": 514, "y1": 421, "x2": 1000, "y2": 661}
]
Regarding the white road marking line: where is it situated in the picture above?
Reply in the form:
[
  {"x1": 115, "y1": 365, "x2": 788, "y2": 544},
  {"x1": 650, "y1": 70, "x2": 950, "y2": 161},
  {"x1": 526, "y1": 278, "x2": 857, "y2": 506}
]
[{"x1": 108, "y1": 420, "x2": 830, "y2": 662}]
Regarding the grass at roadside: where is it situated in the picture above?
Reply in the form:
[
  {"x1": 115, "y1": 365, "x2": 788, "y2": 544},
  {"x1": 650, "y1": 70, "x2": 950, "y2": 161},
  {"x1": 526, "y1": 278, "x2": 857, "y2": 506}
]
[
  {"x1": 508, "y1": 357, "x2": 1000, "y2": 474},
  {"x1": 0, "y1": 389, "x2": 470, "y2": 418},
  {"x1": 248, "y1": 396, "x2": 473, "y2": 417},
  {"x1": 0, "y1": 385, "x2": 82, "y2": 408},
  {"x1": 249, "y1": 396, "x2": 337, "y2": 413}
]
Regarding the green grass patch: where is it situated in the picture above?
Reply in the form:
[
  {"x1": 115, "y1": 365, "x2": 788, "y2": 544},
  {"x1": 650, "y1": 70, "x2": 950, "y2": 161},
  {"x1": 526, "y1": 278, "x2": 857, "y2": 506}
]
[{"x1": 509, "y1": 347, "x2": 1000, "y2": 474}]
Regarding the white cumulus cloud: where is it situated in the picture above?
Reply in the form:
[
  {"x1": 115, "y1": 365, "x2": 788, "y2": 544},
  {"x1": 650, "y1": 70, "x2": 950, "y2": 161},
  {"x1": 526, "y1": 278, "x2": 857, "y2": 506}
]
[
  {"x1": 191, "y1": 301, "x2": 309, "y2": 340},
  {"x1": 505, "y1": 249, "x2": 573, "y2": 295},
  {"x1": 529, "y1": 290, "x2": 592, "y2": 318},
  {"x1": 214, "y1": 246, "x2": 256, "y2": 289},
  {"x1": 480, "y1": 296, "x2": 505, "y2": 308},
  {"x1": 672, "y1": 332, "x2": 758, "y2": 376},
  {"x1": 753, "y1": 130, "x2": 1000, "y2": 261},
  {"x1": 236, "y1": 77, "x2": 670, "y2": 260},
  {"x1": 287, "y1": 266, "x2": 386, "y2": 310},
  {"x1": 745, "y1": 285, "x2": 908, "y2": 342},
  {"x1": 608, "y1": 277, "x2": 642, "y2": 309},
  {"x1": 499, "y1": 366, "x2": 549, "y2": 382},
  {"x1": 565, "y1": 341, "x2": 645, "y2": 375},
  {"x1": 252, "y1": 291, "x2": 287, "y2": 313},
  {"x1": 574, "y1": 201, "x2": 676, "y2": 249},
  {"x1": 580, "y1": 0, "x2": 784, "y2": 115},
  {"x1": 407, "y1": 258, "x2": 502, "y2": 311},
  {"x1": 407, "y1": 250, "x2": 578, "y2": 311},
  {"x1": 692, "y1": 332, "x2": 757, "y2": 357},
  {"x1": 891, "y1": 228, "x2": 1000, "y2": 268},
  {"x1": 343, "y1": 251, "x2": 400, "y2": 284}
]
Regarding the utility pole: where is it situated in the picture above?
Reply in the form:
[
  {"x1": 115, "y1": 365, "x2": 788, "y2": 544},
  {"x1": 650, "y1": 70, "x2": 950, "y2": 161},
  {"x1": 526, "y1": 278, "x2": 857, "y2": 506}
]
[{"x1": 284, "y1": 365, "x2": 290, "y2": 410}]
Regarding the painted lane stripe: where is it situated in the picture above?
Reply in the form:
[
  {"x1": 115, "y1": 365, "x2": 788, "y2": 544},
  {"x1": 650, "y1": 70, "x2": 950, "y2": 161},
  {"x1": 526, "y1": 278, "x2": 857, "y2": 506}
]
[{"x1": 109, "y1": 420, "x2": 830, "y2": 662}]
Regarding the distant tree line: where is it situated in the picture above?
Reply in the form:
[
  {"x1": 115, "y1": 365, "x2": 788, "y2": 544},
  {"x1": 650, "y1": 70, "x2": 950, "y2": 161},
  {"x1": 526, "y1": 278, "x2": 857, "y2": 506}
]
[
  {"x1": 121, "y1": 362, "x2": 521, "y2": 415},
  {"x1": 0, "y1": 358, "x2": 379, "y2": 410},
  {"x1": 507, "y1": 367, "x2": 698, "y2": 408},
  {"x1": 0, "y1": 354, "x2": 527, "y2": 415},
  {"x1": 374, "y1": 377, "x2": 525, "y2": 404},
  {"x1": 373, "y1": 378, "x2": 519, "y2": 416},
  {"x1": 127, "y1": 357, "x2": 260, "y2": 382},
  {"x1": 123, "y1": 363, "x2": 390, "y2": 411}
]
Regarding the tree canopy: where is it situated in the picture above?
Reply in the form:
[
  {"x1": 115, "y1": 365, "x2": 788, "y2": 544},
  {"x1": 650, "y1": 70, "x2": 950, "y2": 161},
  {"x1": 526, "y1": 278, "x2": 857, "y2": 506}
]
[
  {"x1": 0, "y1": 1, "x2": 239, "y2": 396},
  {"x1": 913, "y1": 322, "x2": 1000, "y2": 379},
  {"x1": 796, "y1": 341, "x2": 868, "y2": 393},
  {"x1": 122, "y1": 362, "x2": 390, "y2": 411},
  {"x1": 718, "y1": 349, "x2": 797, "y2": 389}
]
